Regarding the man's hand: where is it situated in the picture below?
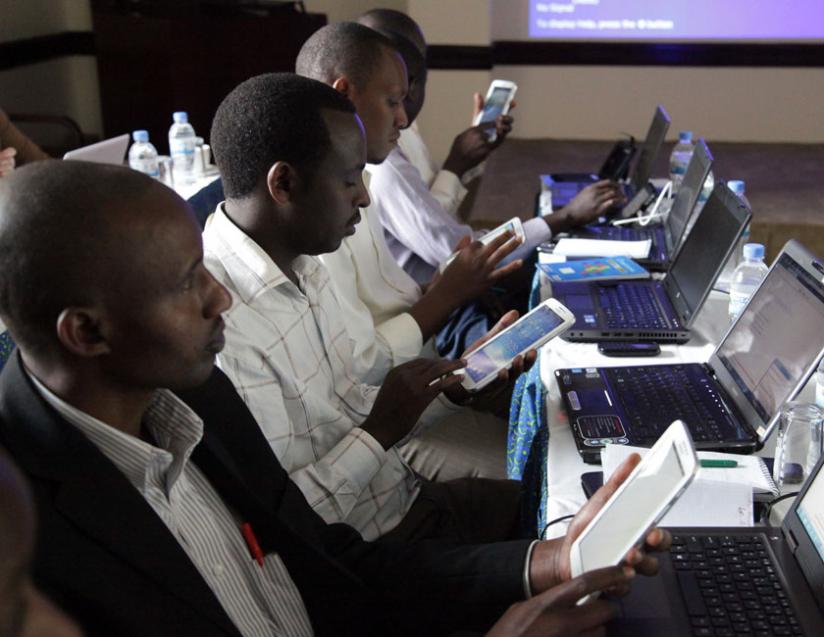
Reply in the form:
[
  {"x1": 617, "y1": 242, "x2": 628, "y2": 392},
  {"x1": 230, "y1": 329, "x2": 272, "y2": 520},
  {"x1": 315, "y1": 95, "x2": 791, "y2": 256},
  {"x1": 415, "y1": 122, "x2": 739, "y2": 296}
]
[
  {"x1": 360, "y1": 358, "x2": 465, "y2": 450},
  {"x1": 431, "y1": 232, "x2": 523, "y2": 308},
  {"x1": 0, "y1": 147, "x2": 17, "y2": 177},
  {"x1": 443, "y1": 310, "x2": 538, "y2": 416},
  {"x1": 528, "y1": 454, "x2": 672, "y2": 594},
  {"x1": 487, "y1": 567, "x2": 629, "y2": 637},
  {"x1": 544, "y1": 180, "x2": 627, "y2": 234}
]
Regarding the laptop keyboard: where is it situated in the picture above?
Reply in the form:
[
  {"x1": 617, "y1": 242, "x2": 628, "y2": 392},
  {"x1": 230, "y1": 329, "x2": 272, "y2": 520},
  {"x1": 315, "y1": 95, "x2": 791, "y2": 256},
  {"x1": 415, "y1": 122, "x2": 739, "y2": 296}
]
[
  {"x1": 605, "y1": 365, "x2": 727, "y2": 443},
  {"x1": 671, "y1": 533, "x2": 803, "y2": 636},
  {"x1": 598, "y1": 284, "x2": 669, "y2": 329}
]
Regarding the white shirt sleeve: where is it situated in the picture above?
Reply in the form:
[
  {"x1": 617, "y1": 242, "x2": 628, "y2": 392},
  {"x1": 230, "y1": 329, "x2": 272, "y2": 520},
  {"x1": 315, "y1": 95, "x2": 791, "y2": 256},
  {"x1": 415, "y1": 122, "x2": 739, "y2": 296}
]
[{"x1": 430, "y1": 169, "x2": 468, "y2": 218}]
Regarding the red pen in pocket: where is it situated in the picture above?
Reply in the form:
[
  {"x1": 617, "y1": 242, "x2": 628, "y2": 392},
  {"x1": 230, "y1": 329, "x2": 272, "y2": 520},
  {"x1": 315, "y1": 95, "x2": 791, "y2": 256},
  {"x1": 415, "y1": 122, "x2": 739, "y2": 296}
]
[{"x1": 241, "y1": 522, "x2": 265, "y2": 568}]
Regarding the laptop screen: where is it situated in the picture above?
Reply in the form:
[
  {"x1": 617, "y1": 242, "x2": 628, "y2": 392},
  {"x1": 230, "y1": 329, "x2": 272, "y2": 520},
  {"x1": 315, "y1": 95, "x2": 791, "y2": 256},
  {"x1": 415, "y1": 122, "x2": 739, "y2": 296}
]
[
  {"x1": 665, "y1": 138, "x2": 712, "y2": 251},
  {"x1": 630, "y1": 105, "x2": 671, "y2": 192},
  {"x1": 665, "y1": 186, "x2": 747, "y2": 324},
  {"x1": 716, "y1": 253, "x2": 824, "y2": 426}
]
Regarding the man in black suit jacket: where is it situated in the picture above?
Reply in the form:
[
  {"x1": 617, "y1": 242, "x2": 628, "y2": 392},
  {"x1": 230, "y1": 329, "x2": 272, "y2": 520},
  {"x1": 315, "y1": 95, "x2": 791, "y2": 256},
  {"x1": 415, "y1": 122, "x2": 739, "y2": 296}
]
[{"x1": 0, "y1": 163, "x2": 666, "y2": 635}]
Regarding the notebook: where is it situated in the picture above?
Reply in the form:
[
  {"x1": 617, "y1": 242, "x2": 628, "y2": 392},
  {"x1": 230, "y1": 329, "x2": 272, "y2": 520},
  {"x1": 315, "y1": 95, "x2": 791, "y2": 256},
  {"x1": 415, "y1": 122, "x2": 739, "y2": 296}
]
[
  {"x1": 547, "y1": 105, "x2": 671, "y2": 209},
  {"x1": 565, "y1": 138, "x2": 714, "y2": 272},
  {"x1": 555, "y1": 239, "x2": 824, "y2": 463},
  {"x1": 538, "y1": 257, "x2": 650, "y2": 283},
  {"x1": 608, "y1": 453, "x2": 824, "y2": 636},
  {"x1": 551, "y1": 183, "x2": 750, "y2": 344}
]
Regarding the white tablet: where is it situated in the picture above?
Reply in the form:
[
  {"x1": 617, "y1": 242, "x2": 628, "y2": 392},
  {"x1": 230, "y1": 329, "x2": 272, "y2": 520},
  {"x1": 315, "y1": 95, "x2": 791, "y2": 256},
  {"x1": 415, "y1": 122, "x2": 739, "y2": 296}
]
[
  {"x1": 569, "y1": 421, "x2": 698, "y2": 595},
  {"x1": 460, "y1": 298, "x2": 574, "y2": 391},
  {"x1": 440, "y1": 217, "x2": 525, "y2": 273}
]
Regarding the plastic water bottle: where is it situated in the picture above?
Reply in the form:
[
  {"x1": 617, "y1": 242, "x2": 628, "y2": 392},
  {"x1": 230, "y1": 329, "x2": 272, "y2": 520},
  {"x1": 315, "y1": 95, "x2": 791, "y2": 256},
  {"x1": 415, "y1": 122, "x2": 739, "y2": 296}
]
[
  {"x1": 815, "y1": 360, "x2": 824, "y2": 410},
  {"x1": 728, "y1": 243, "x2": 768, "y2": 321},
  {"x1": 717, "y1": 180, "x2": 752, "y2": 290},
  {"x1": 668, "y1": 131, "x2": 694, "y2": 193},
  {"x1": 128, "y1": 130, "x2": 159, "y2": 178},
  {"x1": 168, "y1": 111, "x2": 197, "y2": 183}
]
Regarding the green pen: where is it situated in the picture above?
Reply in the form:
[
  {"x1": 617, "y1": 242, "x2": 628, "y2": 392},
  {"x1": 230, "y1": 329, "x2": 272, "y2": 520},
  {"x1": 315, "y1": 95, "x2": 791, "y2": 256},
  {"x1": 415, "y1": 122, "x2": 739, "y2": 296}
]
[{"x1": 700, "y1": 459, "x2": 738, "y2": 468}]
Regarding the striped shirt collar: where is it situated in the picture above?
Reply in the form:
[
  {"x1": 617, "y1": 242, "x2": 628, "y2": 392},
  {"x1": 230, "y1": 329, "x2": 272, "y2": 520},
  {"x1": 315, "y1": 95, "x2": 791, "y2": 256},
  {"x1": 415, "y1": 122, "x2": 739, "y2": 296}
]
[
  {"x1": 27, "y1": 371, "x2": 203, "y2": 495},
  {"x1": 210, "y1": 203, "x2": 320, "y2": 303}
]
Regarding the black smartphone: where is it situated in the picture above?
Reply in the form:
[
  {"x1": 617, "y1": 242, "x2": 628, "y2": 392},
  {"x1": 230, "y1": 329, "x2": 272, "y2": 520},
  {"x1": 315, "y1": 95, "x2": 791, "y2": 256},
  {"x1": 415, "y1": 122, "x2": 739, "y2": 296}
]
[{"x1": 597, "y1": 341, "x2": 661, "y2": 357}]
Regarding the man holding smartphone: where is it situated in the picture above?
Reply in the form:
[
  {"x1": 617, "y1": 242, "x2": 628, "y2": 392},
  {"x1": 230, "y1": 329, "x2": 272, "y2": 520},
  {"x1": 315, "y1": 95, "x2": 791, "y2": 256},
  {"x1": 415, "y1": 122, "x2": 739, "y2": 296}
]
[{"x1": 358, "y1": 9, "x2": 626, "y2": 288}]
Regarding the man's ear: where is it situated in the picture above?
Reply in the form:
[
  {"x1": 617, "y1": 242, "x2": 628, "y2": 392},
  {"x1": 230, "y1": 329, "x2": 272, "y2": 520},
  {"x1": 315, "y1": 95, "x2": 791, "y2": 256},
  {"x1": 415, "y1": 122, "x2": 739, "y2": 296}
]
[
  {"x1": 266, "y1": 161, "x2": 299, "y2": 204},
  {"x1": 331, "y1": 76, "x2": 351, "y2": 98},
  {"x1": 55, "y1": 307, "x2": 112, "y2": 358}
]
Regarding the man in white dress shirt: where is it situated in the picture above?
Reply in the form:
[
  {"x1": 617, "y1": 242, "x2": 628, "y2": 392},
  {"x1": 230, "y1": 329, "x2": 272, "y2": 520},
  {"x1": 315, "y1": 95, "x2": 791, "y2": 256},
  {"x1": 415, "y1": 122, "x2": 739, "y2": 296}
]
[
  {"x1": 204, "y1": 72, "x2": 532, "y2": 543},
  {"x1": 358, "y1": 9, "x2": 626, "y2": 286},
  {"x1": 296, "y1": 22, "x2": 529, "y2": 482}
]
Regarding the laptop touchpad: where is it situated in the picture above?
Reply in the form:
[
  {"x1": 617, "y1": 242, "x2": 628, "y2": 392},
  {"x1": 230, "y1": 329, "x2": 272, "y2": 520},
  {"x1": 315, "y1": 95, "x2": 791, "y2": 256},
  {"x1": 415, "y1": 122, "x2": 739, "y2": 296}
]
[{"x1": 563, "y1": 294, "x2": 595, "y2": 312}]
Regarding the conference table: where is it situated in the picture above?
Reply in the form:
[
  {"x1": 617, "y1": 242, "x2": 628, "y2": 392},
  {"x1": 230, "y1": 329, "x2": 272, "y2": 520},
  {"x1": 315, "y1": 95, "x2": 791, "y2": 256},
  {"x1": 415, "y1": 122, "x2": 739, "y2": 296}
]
[{"x1": 534, "y1": 282, "x2": 803, "y2": 539}]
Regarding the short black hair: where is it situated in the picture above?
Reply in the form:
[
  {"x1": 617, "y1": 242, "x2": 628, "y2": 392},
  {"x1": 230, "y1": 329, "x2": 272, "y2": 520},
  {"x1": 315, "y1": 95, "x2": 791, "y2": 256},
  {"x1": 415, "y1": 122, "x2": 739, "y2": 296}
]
[
  {"x1": 210, "y1": 72, "x2": 356, "y2": 199},
  {"x1": 295, "y1": 22, "x2": 396, "y2": 89},
  {"x1": 0, "y1": 160, "x2": 155, "y2": 353},
  {"x1": 358, "y1": 9, "x2": 426, "y2": 54}
]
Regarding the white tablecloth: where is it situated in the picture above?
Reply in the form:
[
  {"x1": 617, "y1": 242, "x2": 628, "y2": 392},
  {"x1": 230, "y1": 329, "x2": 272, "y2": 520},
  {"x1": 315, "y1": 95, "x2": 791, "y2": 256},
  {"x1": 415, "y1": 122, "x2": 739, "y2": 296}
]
[{"x1": 538, "y1": 288, "x2": 793, "y2": 538}]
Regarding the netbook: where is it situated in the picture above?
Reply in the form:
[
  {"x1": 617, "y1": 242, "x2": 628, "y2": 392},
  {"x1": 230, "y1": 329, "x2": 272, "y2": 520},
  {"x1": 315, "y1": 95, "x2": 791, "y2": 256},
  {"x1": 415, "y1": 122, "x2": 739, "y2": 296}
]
[
  {"x1": 567, "y1": 138, "x2": 713, "y2": 272},
  {"x1": 555, "y1": 239, "x2": 824, "y2": 464},
  {"x1": 63, "y1": 134, "x2": 130, "y2": 165},
  {"x1": 552, "y1": 182, "x2": 749, "y2": 344},
  {"x1": 548, "y1": 105, "x2": 671, "y2": 208},
  {"x1": 608, "y1": 452, "x2": 824, "y2": 636}
]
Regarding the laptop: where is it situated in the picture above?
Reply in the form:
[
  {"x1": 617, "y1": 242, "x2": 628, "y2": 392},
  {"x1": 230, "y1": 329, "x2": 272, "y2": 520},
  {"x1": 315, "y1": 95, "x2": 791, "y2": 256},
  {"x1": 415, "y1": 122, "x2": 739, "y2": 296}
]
[
  {"x1": 63, "y1": 134, "x2": 130, "y2": 165},
  {"x1": 548, "y1": 105, "x2": 671, "y2": 208},
  {"x1": 551, "y1": 182, "x2": 749, "y2": 344},
  {"x1": 555, "y1": 239, "x2": 824, "y2": 463},
  {"x1": 608, "y1": 453, "x2": 824, "y2": 636},
  {"x1": 567, "y1": 138, "x2": 714, "y2": 272}
]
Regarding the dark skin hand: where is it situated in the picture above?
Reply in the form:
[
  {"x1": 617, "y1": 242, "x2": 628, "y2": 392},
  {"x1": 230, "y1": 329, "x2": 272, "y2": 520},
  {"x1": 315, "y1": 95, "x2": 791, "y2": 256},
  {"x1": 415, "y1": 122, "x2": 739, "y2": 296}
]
[
  {"x1": 529, "y1": 454, "x2": 672, "y2": 594},
  {"x1": 487, "y1": 566, "x2": 631, "y2": 637},
  {"x1": 410, "y1": 231, "x2": 523, "y2": 342},
  {"x1": 442, "y1": 114, "x2": 514, "y2": 178},
  {"x1": 360, "y1": 357, "x2": 467, "y2": 450},
  {"x1": 544, "y1": 180, "x2": 628, "y2": 234}
]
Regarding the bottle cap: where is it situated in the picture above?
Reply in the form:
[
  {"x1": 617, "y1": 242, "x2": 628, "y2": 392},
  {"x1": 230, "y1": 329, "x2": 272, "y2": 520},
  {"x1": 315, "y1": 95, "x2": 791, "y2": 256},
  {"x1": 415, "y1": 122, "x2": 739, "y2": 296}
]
[
  {"x1": 132, "y1": 130, "x2": 149, "y2": 143},
  {"x1": 172, "y1": 111, "x2": 189, "y2": 123},
  {"x1": 727, "y1": 180, "x2": 745, "y2": 196},
  {"x1": 743, "y1": 243, "x2": 765, "y2": 261},
  {"x1": 678, "y1": 131, "x2": 693, "y2": 143}
]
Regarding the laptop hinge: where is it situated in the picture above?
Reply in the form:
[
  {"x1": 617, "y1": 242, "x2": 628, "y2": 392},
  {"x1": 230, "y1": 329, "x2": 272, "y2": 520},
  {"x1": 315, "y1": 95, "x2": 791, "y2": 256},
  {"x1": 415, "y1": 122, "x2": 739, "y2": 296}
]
[{"x1": 786, "y1": 528, "x2": 800, "y2": 554}]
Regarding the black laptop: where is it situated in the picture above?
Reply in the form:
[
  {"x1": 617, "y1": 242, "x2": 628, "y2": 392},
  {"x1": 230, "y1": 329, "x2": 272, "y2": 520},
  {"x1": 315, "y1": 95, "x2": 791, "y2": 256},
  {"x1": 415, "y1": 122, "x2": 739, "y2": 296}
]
[
  {"x1": 549, "y1": 105, "x2": 672, "y2": 208},
  {"x1": 608, "y1": 452, "x2": 824, "y2": 636},
  {"x1": 555, "y1": 239, "x2": 824, "y2": 464},
  {"x1": 551, "y1": 182, "x2": 750, "y2": 344},
  {"x1": 567, "y1": 138, "x2": 714, "y2": 272}
]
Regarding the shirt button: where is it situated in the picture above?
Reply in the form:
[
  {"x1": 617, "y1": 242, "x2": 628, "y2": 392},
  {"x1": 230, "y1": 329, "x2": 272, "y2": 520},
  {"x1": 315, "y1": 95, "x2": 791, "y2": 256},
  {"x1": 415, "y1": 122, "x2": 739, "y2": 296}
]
[{"x1": 212, "y1": 563, "x2": 225, "y2": 577}]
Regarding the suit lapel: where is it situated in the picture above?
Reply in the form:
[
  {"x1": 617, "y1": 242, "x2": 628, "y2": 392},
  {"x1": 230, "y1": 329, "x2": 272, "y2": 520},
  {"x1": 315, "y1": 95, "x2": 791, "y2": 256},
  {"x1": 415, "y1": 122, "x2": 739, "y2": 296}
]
[{"x1": 0, "y1": 354, "x2": 243, "y2": 637}]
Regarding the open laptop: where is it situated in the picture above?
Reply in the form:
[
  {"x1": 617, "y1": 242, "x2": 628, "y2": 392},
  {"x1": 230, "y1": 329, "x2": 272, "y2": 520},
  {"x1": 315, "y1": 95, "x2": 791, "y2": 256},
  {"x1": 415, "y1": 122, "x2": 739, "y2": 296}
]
[
  {"x1": 551, "y1": 182, "x2": 749, "y2": 344},
  {"x1": 555, "y1": 239, "x2": 824, "y2": 463},
  {"x1": 548, "y1": 105, "x2": 671, "y2": 208},
  {"x1": 566, "y1": 138, "x2": 714, "y2": 272},
  {"x1": 609, "y1": 453, "x2": 824, "y2": 636},
  {"x1": 63, "y1": 134, "x2": 130, "y2": 165}
]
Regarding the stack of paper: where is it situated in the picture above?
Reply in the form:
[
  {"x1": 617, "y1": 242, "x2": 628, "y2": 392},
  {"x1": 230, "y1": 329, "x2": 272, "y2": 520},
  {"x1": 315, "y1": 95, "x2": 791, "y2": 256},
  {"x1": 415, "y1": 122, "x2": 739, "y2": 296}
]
[
  {"x1": 601, "y1": 445, "x2": 776, "y2": 527},
  {"x1": 553, "y1": 238, "x2": 652, "y2": 259}
]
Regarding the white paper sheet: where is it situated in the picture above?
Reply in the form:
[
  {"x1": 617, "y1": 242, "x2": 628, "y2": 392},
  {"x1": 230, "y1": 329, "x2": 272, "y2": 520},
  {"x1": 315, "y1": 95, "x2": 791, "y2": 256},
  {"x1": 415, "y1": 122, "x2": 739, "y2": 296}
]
[{"x1": 554, "y1": 238, "x2": 652, "y2": 259}]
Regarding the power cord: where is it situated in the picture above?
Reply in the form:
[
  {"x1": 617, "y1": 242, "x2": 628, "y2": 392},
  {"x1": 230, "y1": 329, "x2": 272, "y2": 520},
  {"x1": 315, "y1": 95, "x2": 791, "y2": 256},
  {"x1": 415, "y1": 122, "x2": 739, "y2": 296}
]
[
  {"x1": 540, "y1": 514, "x2": 575, "y2": 539},
  {"x1": 612, "y1": 180, "x2": 673, "y2": 227},
  {"x1": 760, "y1": 492, "x2": 799, "y2": 527}
]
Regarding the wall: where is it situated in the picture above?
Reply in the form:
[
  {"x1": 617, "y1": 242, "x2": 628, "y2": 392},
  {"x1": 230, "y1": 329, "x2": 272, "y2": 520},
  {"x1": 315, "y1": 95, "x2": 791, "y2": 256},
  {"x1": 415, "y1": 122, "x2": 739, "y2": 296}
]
[
  {"x1": 407, "y1": 0, "x2": 824, "y2": 164},
  {"x1": 303, "y1": 0, "x2": 407, "y2": 24},
  {"x1": 0, "y1": 0, "x2": 102, "y2": 138}
]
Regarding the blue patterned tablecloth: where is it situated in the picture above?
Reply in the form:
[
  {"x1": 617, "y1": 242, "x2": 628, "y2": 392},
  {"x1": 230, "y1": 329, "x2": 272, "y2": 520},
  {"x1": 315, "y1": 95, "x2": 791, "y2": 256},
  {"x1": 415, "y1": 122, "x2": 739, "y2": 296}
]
[{"x1": 507, "y1": 268, "x2": 549, "y2": 537}]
